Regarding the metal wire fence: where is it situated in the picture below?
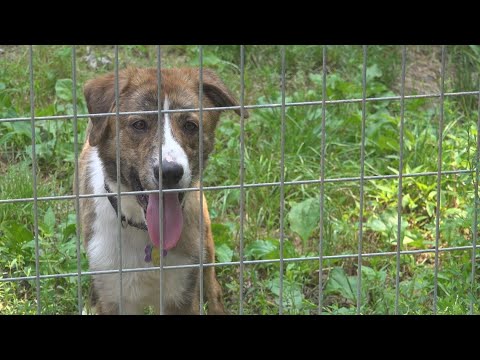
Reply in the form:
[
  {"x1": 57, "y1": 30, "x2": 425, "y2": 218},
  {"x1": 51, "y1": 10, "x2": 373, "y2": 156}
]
[{"x1": 0, "y1": 45, "x2": 478, "y2": 314}]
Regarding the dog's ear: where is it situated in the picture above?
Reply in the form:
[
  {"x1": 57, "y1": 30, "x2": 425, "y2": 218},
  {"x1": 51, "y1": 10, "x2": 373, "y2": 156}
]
[
  {"x1": 200, "y1": 68, "x2": 249, "y2": 118},
  {"x1": 83, "y1": 70, "x2": 130, "y2": 147}
]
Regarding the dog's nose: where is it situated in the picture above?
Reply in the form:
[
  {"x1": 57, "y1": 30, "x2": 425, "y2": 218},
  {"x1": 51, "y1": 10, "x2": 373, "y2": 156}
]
[{"x1": 154, "y1": 161, "x2": 184, "y2": 188}]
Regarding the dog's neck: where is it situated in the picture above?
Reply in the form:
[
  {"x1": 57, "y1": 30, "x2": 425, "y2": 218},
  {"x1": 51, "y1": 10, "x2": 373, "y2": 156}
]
[
  {"x1": 103, "y1": 181, "x2": 187, "y2": 232},
  {"x1": 104, "y1": 182, "x2": 148, "y2": 231}
]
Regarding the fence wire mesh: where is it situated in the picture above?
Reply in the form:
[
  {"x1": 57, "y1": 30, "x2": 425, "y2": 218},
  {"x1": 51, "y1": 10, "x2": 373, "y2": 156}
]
[{"x1": 0, "y1": 45, "x2": 478, "y2": 315}]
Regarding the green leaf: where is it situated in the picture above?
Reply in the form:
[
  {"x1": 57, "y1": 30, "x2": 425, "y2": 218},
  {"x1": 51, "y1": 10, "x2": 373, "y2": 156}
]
[
  {"x1": 361, "y1": 265, "x2": 376, "y2": 279},
  {"x1": 62, "y1": 223, "x2": 77, "y2": 240},
  {"x1": 309, "y1": 73, "x2": 322, "y2": 86},
  {"x1": 367, "y1": 218, "x2": 387, "y2": 232},
  {"x1": 426, "y1": 201, "x2": 434, "y2": 217},
  {"x1": 0, "y1": 82, "x2": 6, "y2": 91},
  {"x1": 54, "y1": 47, "x2": 72, "y2": 59},
  {"x1": 43, "y1": 207, "x2": 56, "y2": 233},
  {"x1": 267, "y1": 277, "x2": 304, "y2": 310},
  {"x1": 198, "y1": 53, "x2": 222, "y2": 67},
  {"x1": 325, "y1": 267, "x2": 357, "y2": 302},
  {"x1": 55, "y1": 79, "x2": 73, "y2": 101},
  {"x1": 331, "y1": 307, "x2": 356, "y2": 315},
  {"x1": 283, "y1": 239, "x2": 298, "y2": 258},
  {"x1": 403, "y1": 236, "x2": 414, "y2": 245},
  {"x1": 188, "y1": 53, "x2": 239, "y2": 72},
  {"x1": 211, "y1": 223, "x2": 233, "y2": 246},
  {"x1": 287, "y1": 198, "x2": 320, "y2": 244},
  {"x1": 0, "y1": 221, "x2": 33, "y2": 244},
  {"x1": 469, "y1": 45, "x2": 480, "y2": 58},
  {"x1": 11, "y1": 121, "x2": 32, "y2": 139},
  {"x1": 189, "y1": 53, "x2": 222, "y2": 67},
  {"x1": 215, "y1": 243, "x2": 233, "y2": 263},
  {"x1": 366, "y1": 64, "x2": 382, "y2": 82},
  {"x1": 245, "y1": 239, "x2": 278, "y2": 260},
  {"x1": 26, "y1": 139, "x2": 55, "y2": 161},
  {"x1": 36, "y1": 104, "x2": 55, "y2": 117},
  {"x1": 56, "y1": 103, "x2": 65, "y2": 113}
]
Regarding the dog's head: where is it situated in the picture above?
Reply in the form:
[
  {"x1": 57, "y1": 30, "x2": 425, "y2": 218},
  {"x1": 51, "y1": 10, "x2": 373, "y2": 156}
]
[
  {"x1": 84, "y1": 67, "x2": 247, "y2": 250},
  {"x1": 84, "y1": 67, "x2": 248, "y2": 191}
]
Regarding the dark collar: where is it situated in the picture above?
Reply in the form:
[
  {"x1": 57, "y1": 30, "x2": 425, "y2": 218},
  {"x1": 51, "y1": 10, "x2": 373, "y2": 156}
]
[{"x1": 104, "y1": 182, "x2": 148, "y2": 231}]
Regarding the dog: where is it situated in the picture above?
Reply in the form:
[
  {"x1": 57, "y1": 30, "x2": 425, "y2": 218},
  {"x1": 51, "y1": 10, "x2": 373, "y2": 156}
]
[{"x1": 77, "y1": 67, "x2": 247, "y2": 314}]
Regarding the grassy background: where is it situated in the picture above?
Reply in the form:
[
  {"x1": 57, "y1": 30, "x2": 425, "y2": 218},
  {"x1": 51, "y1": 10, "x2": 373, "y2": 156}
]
[{"x1": 0, "y1": 45, "x2": 479, "y2": 314}]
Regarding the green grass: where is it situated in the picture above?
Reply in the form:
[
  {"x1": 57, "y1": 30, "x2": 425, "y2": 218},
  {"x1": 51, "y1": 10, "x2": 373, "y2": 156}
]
[{"x1": 0, "y1": 45, "x2": 479, "y2": 314}]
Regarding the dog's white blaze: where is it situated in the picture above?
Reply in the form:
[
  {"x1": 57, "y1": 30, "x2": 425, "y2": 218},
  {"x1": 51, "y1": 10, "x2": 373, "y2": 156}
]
[
  {"x1": 162, "y1": 97, "x2": 191, "y2": 188},
  {"x1": 86, "y1": 148, "x2": 191, "y2": 313}
]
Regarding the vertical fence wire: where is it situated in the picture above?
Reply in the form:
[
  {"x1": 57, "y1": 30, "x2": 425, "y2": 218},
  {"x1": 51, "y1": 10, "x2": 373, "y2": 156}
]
[
  {"x1": 356, "y1": 45, "x2": 368, "y2": 314},
  {"x1": 29, "y1": 45, "x2": 41, "y2": 314},
  {"x1": 114, "y1": 45, "x2": 124, "y2": 314},
  {"x1": 71, "y1": 45, "x2": 83, "y2": 314},
  {"x1": 433, "y1": 45, "x2": 446, "y2": 314},
  {"x1": 198, "y1": 45, "x2": 205, "y2": 314},
  {"x1": 279, "y1": 46, "x2": 286, "y2": 315},
  {"x1": 156, "y1": 45, "x2": 165, "y2": 315},
  {"x1": 470, "y1": 77, "x2": 480, "y2": 314},
  {"x1": 318, "y1": 45, "x2": 327, "y2": 314},
  {"x1": 239, "y1": 45, "x2": 246, "y2": 314},
  {"x1": 394, "y1": 46, "x2": 407, "y2": 314}
]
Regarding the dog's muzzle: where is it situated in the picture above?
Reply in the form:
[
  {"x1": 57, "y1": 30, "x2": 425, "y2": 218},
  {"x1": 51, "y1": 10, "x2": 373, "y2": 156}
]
[{"x1": 154, "y1": 160, "x2": 184, "y2": 189}]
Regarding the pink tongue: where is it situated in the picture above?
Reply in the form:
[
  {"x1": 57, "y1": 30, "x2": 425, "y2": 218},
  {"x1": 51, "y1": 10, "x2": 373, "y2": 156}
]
[{"x1": 146, "y1": 193, "x2": 183, "y2": 250}]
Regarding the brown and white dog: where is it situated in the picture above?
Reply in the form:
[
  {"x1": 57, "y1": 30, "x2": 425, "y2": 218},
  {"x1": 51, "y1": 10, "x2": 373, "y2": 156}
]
[{"x1": 77, "y1": 67, "x2": 247, "y2": 314}]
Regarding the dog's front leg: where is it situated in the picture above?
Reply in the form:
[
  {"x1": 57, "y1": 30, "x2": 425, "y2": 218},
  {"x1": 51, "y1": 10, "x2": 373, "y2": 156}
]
[
  {"x1": 204, "y1": 268, "x2": 227, "y2": 314},
  {"x1": 204, "y1": 222, "x2": 227, "y2": 315},
  {"x1": 96, "y1": 300, "x2": 144, "y2": 315}
]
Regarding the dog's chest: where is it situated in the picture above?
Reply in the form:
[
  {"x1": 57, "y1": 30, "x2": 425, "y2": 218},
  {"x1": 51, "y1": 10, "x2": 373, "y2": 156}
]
[
  {"x1": 85, "y1": 149, "x2": 194, "y2": 310},
  {"x1": 87, "y1": 203, "x2": 194, "y2": 309}
]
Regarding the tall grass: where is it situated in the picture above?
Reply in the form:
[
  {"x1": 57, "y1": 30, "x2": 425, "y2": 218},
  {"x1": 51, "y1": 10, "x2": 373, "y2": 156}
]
[{"x1": 0, "y1": 45, "x2": 478, "y2": 314}]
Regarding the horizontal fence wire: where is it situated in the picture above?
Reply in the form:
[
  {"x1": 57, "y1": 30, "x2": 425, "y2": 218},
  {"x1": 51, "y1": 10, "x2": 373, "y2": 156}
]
[
  {"x1": 1, "y1": 91, "x2": 479, "y2": 124},
  {"x1": 1, "y1": 245, "x2": 475, "y2": 283},
  {"x1": 0, "y1": 170, "x2": 473, "y2": 205}
]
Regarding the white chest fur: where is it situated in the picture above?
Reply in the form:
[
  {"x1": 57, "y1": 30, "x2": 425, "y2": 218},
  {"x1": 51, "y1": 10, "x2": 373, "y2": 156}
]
[{"x1": 86, "y1": 148, "x2": 194, "y2": 314}]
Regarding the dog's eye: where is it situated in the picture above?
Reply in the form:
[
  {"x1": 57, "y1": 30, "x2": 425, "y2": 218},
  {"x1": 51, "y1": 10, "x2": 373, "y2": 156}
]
[
  {"x1": 184, "y1": 121, "x2": 198, "y2": 133},
  {"x1": 132, "y1": 120, "x2": 147, "y2": 131}
]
